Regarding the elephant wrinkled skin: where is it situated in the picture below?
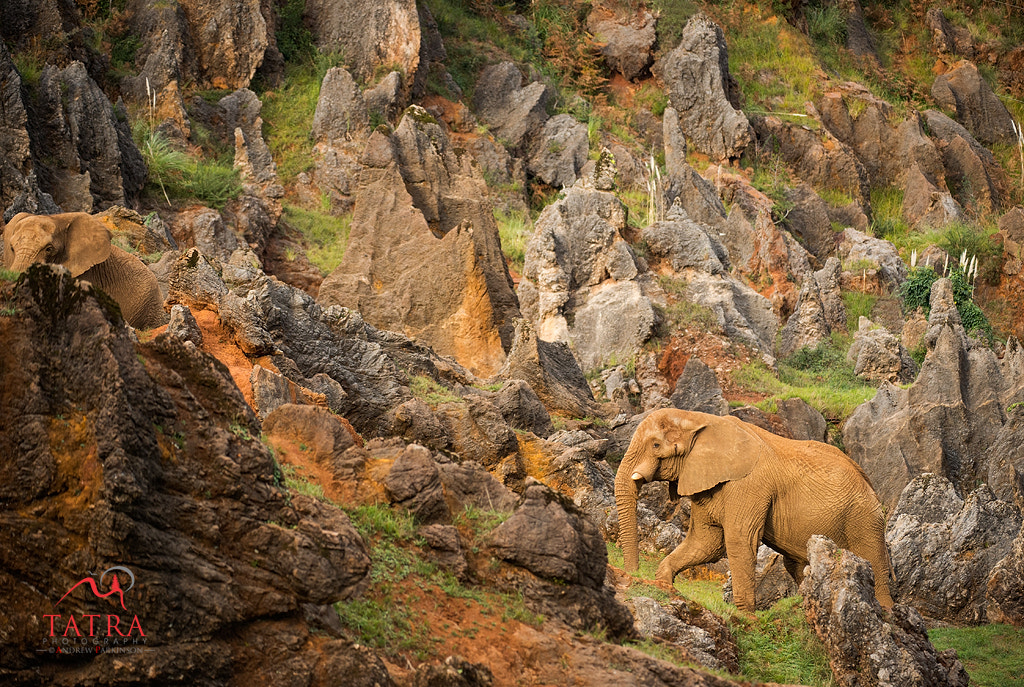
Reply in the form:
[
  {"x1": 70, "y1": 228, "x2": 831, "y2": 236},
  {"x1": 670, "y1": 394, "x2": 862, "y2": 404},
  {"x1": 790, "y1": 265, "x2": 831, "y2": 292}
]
[
  {"x1": 2, "y1": 212, "x2": 166, "y2": 329},
  {"x1": 615, "y1": 408, "x2": 892, "y2": 612}
]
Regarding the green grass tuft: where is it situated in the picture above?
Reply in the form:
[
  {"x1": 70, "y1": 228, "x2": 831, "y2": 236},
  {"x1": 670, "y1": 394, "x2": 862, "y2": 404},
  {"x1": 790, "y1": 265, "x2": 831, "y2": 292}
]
[
  {"x1": 281, "y1": 203, "x2": 352, "y2": 275},
  {"x1": 495, "y1": 209, "x2": 531, "y2": 274},
  {"x1": 929, "y1": 624, "x2": 1024, "y2": 687}
]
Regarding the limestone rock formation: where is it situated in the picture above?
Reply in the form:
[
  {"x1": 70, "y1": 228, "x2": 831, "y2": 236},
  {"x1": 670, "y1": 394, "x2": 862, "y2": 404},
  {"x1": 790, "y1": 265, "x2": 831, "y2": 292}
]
[
  {"x1": 517, "y1": 180, "x2": 653, "y2": 372},
  {"x1": 487, "y1": 481, "x2": 634, "y2": 637},
  {"x1": 923, "y1": 109, "x2": 1005, "y2": 215},
  {"x1": 846, "y1": 316, "x2": 918, "y2": 384},
  {"x1": 838, "y1": 228, "x2": 907, "y2": 287},
  {"x1": 653, "y1": 13, "x2": 751, "y2": 161},
  {"x1": 844, "y1": 279, "x2": 1009, "y2": 507},
  {"x1": 303, "y1": 0, "x2": 420, "y2": 87},
  {"x1": 317, "y1": 109, "x2": 520, "y2": 377},
  {"x1": 628, "y1": 596, "x2": 737, "y2": 672},
  {"x1": 778, "y1": 277, "x2": 833, "y2": 359},
  {"x1": 642, "y1": 205, "x2": 729, "y2": 275},
  {"x1": 0, "y1": 265, "x2": 374, "y2": 683},
  {"x1": 887, "y1": 474, "x2": 1022, "y2": 624},
  {"x1": 473, "y1": 62, "x2": 553, "y2": 154},
  {"x1": 987, "y1": 521, "x2": 1024, "y2": 626},
  {"x1": 932, "y1": 60, "x2": 1018, "y2": 146},
  {"x1": 800, "y1": 536, "x2": 971, "y2": 687},
  {"x1": 669, "y1": 357, "x2": 729, "y2": 416},
  {"x1": 122, "y1": 0, "x2": 270, "y2": 99},
  {"x1": 586, "y1": 2, "x2": 656, "y2": 81}
]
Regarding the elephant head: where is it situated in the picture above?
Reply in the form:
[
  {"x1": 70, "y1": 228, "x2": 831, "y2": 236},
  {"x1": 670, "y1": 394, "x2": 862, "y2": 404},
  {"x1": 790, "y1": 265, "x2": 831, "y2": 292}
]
[
  {"x1": 615, "y1": 409, "x2": 761, "y2": 572},
  {"x1": 2, "y1": 212, "x2": 112, "y2": 277}
]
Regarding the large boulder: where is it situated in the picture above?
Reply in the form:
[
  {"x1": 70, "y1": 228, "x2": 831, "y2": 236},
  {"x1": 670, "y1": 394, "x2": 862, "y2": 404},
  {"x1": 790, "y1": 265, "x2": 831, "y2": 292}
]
[
  {"x1": 923, "y1": 109, "x2": 1005, "y2": 215},
  {"x1": 317, "y1": 109, "x2": 520, "y2": 377},
  {"x1": 122, "y1": 0, "x2": 270, "y2": 98},
  {"x1": 653, "y1": 13, "x2": 751, "y2": 161},
  {"x1": 800, "y1": 536, "x2": 971, "y2": 687},
  {"x1": 886, "y1": 474, "x2": 1022, "y2": 624},
  {"x1": 846, "y1": 316, "x2": 918, "y2": 384},
  {"x1": 487, "y1": 481, "x2": 634, "y2": 637},
  {"x1": 844, "y1": 279, "x2": 1009, "y2": 508},
  {"x1": 987, "y1": 521, "x2": 1024, "y2": 626},
  {"x1": 641, "y1": 205, "x2": 729, "y2": 275},
  {"x1": 778, "y1": 277, "x2": 833, "y2": 359},
  {"x1": 518, "y1": 180, "x2": 654, "y2": 372},
  {"x1": 901, "y1": 162, "x2": 963, "y2": 229},
  {"x1": 527, "y1": 114, "x2": 589, "y2": 189},
  {"x1": 586, "y1": 2, "x2": 656, "y2": 81},
  {"x1": 932, "y1": 60, "x2": 1018, "y2": 146},
  {"x1": 838, "y1": 228, "x2": 907, "y2": 287},
  {"x1": 669, "y1": 357, "x2": 729, "y2": 416},
  {"x1": 303, "y1": 0, "x2": 420, "y2": 86},
  {"x1": 752, "y1": 115, "x2": 869, "y2": 206},
  {"x1": 473, "y1": 62, "x2": 553, "y2": 154},
  {"x1": 818, "y1": 90, "x2": 944, "y2": 192},
  {"x1": 498, "y1": 318, "x2": 597, "y2": 418},
  {"x1": 30, "y1": 61, "x2": 145, "y2": 212},
  {"x1": 683, "y1": 270, "x2": 779, "y2": 361},
  {"x1": 627, "y1": 596, "x2": 737, "y2": 672},
  {"x1": 0, "y1": 42, "x2": 35, "y2": 215},
  {"x1": 784, "y1": 185, "x2": 840, "y2": 263}
]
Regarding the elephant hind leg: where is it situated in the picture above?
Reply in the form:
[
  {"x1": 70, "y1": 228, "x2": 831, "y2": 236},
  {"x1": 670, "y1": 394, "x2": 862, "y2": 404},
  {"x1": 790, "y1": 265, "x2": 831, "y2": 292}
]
[{"x1": 783, "y1": 555, "x2": 806, "y2": 586}]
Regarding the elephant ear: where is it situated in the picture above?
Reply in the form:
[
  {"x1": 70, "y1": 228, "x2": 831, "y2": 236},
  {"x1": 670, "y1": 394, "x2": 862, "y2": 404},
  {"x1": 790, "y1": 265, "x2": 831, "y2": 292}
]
[
  {"x1": 61, "y1": 213, "x2": 112, "y2": 277},
  {"x1": 676, "y1": 416, "x2": 761, "y2": 496}
]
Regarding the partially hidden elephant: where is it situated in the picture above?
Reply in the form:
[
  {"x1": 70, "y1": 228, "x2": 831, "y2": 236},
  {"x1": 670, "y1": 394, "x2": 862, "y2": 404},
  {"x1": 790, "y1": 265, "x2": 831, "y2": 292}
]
[
  {"x1": 2, "y1": 212, "x2": 166, "y2": 329},
  {"x1": 615, "y1": 408, "x2": 893, "y2": 612}
]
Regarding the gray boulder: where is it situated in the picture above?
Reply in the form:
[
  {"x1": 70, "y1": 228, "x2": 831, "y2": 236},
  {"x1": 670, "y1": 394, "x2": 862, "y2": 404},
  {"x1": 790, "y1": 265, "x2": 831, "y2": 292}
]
[
  {"x1": 887, "y1": 474, "x2": 1022, "y2": 624},
  {"x1": 487, "y1": 481, "x2": 634, "y2": 637},
  {"x1": 586, "y1": 2, "x2": 656, "y2": 81},
  {"x1": 932, "y1": 60, "x2": 1018, "y2": 146},
  {"x1": 838, "y1": 228, "x2": 907, "y2": 287},
  {"x1": 312, "y1": 67, "x2": 369, "y2": 142},
  {"x1": 901, "y1": 162, "x2": 963, "y2": 229},
  {"x1": 923, "y1": 109, "x2": 1005, "y2": 215},
  {"x1": 167, "y1": 303, "x2": 204, "y2": 346},
  {"x1": 32, "y1": 61, "x2": 145, "y2": 212},
  {"x1": 498, "y1": 318, "x2": 597, "y2": 418},
  {"x1": 641, "y1": 206, "x2": 729, "y2": 275},
  {"x1": 778, "y1": 277, "x2": 833, "y2": 360},
  {"x1": 684, "y1": 270, "x2": 779, "y2": 361},
  {"x1": 304, "y1": 0, "x2": 420, "y2": 86},
  {"x1": 527, "y1": 114, "x2": 589, "y2": 189},
  {"x1": 784, "y1": 185, "x2": 840, "y2": 262},
  {"x1": 753, "y1": 115, "x2": 869, "y2": 206},
  {"x1": 518, "y1": 180, "x2": 653, "y2": 373},
  {"x1": 627, "y1": 597, "x2": 729, "y2": 671},
  {"x1": 473, "y1": 62, "x2": 553, "y2": 153},
  {"x1": 669, "y1": 357, "x2": 729, "y2": 416},
  {"x1": 775, "y1": 397, "x2": 828, "y2": 443},
  {"x1": 814, "y1": 256, "x2": 848, "y2": 333},
  {"x1": 987, "y1": 521, "x2": 1024, "y2": 626},
  {"x1": 800, "y1": 536, "x2": 970, "y2": 687},
  {"x1": 846, "y1": 316, "x2": 918, "y2": 384},
  {"x1": 926, "y1": 7, "x2": 974, "y2": 57},
  {"x1": 385, "y1": 443, "x2": 451, "y2": 524},
  {"x1": 653, "y1": 13, "x2": 751, "y2": 161}
]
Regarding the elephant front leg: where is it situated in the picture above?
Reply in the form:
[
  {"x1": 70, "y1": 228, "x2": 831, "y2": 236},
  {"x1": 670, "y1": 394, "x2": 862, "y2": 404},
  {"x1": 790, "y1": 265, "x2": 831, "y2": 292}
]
[{"x1": 655, "y1": 520, "x2": 726, "y2": 585}]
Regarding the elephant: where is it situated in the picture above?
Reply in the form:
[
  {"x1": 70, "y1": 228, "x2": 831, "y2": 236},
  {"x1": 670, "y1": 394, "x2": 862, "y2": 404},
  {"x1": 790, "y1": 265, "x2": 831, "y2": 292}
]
[
  {"x1": 615, "y1": 408, "x2": 893, "y2": 612},
  {"x1": 2, "y1": 212, "x2": 167, "y2": 329}
]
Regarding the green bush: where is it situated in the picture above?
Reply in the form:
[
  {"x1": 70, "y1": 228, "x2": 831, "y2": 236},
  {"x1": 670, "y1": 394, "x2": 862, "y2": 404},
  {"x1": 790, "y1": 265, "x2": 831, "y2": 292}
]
[{"x1": 898, "y1": 266, "x2": 939, "y2": 316}]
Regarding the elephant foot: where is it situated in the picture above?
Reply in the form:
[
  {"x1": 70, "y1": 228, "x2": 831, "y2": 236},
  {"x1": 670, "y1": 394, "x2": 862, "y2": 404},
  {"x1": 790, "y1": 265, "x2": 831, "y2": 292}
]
[{"x1": 654, "y1": 562, "x2": 676, "y2": 587}]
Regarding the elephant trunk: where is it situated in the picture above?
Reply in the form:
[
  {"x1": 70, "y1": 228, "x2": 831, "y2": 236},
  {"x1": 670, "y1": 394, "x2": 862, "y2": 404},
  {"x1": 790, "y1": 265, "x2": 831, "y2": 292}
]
[{"x1": 615, "y1": 456, "x2": 642, "y2": 573}]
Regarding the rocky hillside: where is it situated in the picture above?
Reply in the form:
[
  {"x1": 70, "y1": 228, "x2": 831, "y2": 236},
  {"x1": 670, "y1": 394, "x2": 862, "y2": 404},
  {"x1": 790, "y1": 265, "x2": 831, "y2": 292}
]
[{"x1": 2, "y1": 0, "x2": 1024, "y2": 684}]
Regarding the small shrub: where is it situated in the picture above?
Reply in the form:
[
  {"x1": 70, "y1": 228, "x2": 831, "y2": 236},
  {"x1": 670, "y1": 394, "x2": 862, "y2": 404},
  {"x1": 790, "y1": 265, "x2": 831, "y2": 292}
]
[{"x1": 898, "y1": 266, "x2": 939, "y2": 316}]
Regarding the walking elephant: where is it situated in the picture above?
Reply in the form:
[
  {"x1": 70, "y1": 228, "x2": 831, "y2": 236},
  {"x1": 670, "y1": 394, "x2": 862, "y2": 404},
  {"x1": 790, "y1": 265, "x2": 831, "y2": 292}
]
[
  {"x1": 615, "y1": 408, "x2": 893, "y2": 612},
  {"x1": 2, "y1": 212, "x2": 166, "y2": 329}
]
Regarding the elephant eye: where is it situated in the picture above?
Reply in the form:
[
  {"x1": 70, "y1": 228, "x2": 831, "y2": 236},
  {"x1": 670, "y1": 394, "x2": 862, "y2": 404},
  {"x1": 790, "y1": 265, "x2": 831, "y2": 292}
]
[{"x1": 652, "y1": 442, "x2": 660, "y2": 448}]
